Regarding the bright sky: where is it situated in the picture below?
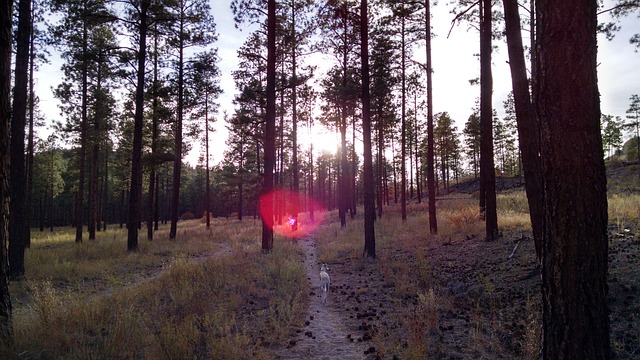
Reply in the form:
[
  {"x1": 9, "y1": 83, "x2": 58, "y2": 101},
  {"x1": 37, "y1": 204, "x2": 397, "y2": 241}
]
[{"x1": 36, "y1": 1, "x2": 640, "y2": 167}]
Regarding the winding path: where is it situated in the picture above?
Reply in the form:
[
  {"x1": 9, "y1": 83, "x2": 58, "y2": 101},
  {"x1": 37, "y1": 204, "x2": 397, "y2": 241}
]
[{"x1": 275, "y1": 237, "x2": 367, "y2": 360}]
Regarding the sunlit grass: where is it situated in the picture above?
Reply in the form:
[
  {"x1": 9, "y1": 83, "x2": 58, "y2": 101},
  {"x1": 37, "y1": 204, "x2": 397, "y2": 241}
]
[
  {"x1": 4, "y1": 218, "x2": 307, "y2": 359},
  {"x1": 608, "y1": 193, "x2": 640, "y2": 229}
]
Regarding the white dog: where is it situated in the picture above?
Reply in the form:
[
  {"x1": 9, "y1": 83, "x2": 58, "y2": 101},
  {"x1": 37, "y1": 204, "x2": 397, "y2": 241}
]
[{"x1": 319, "y1": 263, "x2": 330, "y2": 305}]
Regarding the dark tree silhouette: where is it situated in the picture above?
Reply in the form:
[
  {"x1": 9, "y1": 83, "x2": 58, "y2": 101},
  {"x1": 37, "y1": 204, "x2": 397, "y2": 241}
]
[
  {"x1": 361, "y1": 0, "x2": 375, "y2": 258},
  {"x1": 262, "y1": 0, "x2": 276, "y2": 252},
  {"x1": 502, "y1": 0, "x2": 543, "y2": 259},
  {"x1": 9, "y1": 0, "x2": 32, "y2": 277},
  {"x1": 0, "y1": 0, "x2": 13, "y2": 343},
  {"x1": 479, "y1": 0, "x2": 498, "y2": 241},
  {"x1": 424, "y1": 0, "x2": 437, "y2": 234},
  {"x1": 535, "y1": 0, "x2": 610, "y2": 357},
  {"x1": 127, "y1": 0, "x2": 150, "y2": 251}
]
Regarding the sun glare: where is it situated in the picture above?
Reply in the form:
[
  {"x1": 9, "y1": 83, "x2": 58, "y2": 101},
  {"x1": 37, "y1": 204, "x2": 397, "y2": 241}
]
[
  {"x1": 300, "y1": 124, "x2": 340, "y2": 155},
  {"x1": 258, "y1": 189, "x2": 327, "y2": 239}
]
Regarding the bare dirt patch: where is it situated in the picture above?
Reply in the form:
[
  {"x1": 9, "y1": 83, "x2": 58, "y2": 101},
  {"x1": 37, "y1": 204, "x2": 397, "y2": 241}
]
[{"x1": 274, "y1": 237, "x2": 376, "y2": 359}]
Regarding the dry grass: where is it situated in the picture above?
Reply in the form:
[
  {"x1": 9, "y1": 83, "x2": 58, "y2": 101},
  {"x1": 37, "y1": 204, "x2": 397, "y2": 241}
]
[
  {"x1": 3, "y1": 219, "x2": 307, "y2": 359},
  {"x1": 608, "y1": 193, "x2": 640, "y2": 230},
  {"x1": 496, "y1": 191, "x2": 532, "y2": 229}
]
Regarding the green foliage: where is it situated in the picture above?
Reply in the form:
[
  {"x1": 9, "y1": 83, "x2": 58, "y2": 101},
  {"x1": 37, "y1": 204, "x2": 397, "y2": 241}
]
[
  {"x1": 32, "y1": 137, "x2": 67, "y2": 200},
  {"x1": 434, "y1": 112, "x2": 462, "y2": 188},
  {"x1": 601, "y1": 114, "x2": 624, "y2": 158},
  {"x1": 463, "y1": 111, "x2": 481, "y2": 177},
  {"x1": 622, "y1": 136, "x2": 639, "y2": 161}
]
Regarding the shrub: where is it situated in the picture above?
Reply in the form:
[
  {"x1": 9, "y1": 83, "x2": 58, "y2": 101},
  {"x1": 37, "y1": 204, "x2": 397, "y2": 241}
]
[{"x1": 180, "y1": 211, "x2": 195, "y2": 220}]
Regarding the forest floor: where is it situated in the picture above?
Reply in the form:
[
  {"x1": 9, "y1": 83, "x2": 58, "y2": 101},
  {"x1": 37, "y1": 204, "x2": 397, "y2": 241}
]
[
  {"x1": 278, "y1": 223, "x2": 638, "y2": 359},
  {"x1": 8, "y1": 163, "x2": 638, "y2": 359},
  {"x1": 272, "y1": 163, "x2": 640, "y2": 359}
]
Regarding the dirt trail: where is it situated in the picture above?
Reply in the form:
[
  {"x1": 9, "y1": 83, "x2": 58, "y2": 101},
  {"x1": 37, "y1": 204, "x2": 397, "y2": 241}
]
[
  {"x1": 275, "y1": 237, "x2": 368, "y2": 360},
  {"x1": 100, "y1": 242, "x2": 233, "y2": 298}
]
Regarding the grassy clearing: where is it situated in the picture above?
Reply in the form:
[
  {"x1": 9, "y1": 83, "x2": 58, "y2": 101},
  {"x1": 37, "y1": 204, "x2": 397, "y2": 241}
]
[{"x1": 3, "y1": 218, "x2": 307, "y2": 359}]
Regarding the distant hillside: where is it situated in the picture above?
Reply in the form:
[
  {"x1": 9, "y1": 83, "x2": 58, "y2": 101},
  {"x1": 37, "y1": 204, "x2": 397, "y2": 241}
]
[
  {"x1": 448, "y1": 175, "x2": 525, "y2": 194},
  {"x1": 446, "y1": 161, "x2": 639, "y2": 195}
]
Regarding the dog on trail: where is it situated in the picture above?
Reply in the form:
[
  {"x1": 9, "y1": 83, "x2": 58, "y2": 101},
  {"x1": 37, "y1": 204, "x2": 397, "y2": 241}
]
[{"x1": 319, "y1": 263, "x2": 330, "y2": 305}]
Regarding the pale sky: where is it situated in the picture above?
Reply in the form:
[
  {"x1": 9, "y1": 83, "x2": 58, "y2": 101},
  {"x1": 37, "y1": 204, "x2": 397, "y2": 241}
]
[{"x1": 35, "y1": 1, "x2": 640, "y2": 166}]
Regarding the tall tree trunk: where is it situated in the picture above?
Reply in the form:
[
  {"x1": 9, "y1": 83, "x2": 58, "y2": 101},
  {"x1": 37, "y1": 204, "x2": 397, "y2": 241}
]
[
  {"x1": 89, "y1": 61, "x2": 103, "y2": 240},
  {"x1": 425, "y1": 0, "x2": 437, "y2": 234},
  {"x1": 0, "y1": 0, "x2": 14, "y2": 341},
  {"x1": 480, "y1": 0, "x2": 498, "y2": 241},
  {"x1": 148, "y1": 26, "x2": 159, "y2": 240},
  {"x1": 48, "y1": 181, "x2": 53, "y2": 232},
  {"x1": 9, "y1": 0, "x2": 32, "y2": 277},
  {"x1": 277, "y1": 73, "x2": 284, "y2": 225},
  {"x1": 238, "y1": 134, "x2": 244, "y2": 221},
  {"x1": 205, "y1": 89, "x2": 211, "y2": 229},
  {"x1": 400, "y1": 10, "x2": 407, "y2": 221},
  {"x1": 351, "y1": 119, "x2": 356, "y2": 217},
  {"x1": 102, "y1": 140, "x2": 108, "y2": 230},
  {"x1": 291, "y1": 0, "x2": 299, "y2": 221},
  {"x1": 361, "y1": 0, "x2": 375, "y2": 258},
  {"x1": 26, "y1": 16, "x2": 35, "y2": 248},
  {"x1": 535, "y1": 1, "x2": 610, "y2": 357},
  {"x1": 376, "y1": 103, "x2": 384, "y2": 218},
  {"x1": 409, "y1": 97, "x2": 414, "y2": 200},
  {"x1": 262, "y1": 0, "x2": 276, "y2": 252},
  {"x1": 39, "y1": 194, "x2": 44, "y2": 232},
  {"x1": 392, "y1": 136, "x2": 397, "y2": 204},
  {"x1": 154, "y1": 173, "x2": 159, "y2": 230},
  {"x1": 120, "y1": 189, "x2": 125, "y2": 228},
  {"x1": 309, "y1": 143, "x2": 314, "y2": 221},
  {"x1": 75, "y1": 21, "x2": 89, "y2": 244},
  {"x1": 170, "y1": 6, "x2": 185, "y2": 240},
  {"x1": 128, "y1": 0, "x2": 150, "y2": 251},
  {"x1": 414, "y1": 94, "x2": 421, "y2": 204},
  {"x1": 502, "y1": 0, "x2": 543, "y2": 260}
]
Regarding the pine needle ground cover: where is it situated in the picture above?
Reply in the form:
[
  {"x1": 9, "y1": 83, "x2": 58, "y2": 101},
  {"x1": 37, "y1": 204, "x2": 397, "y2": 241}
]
[{"x1": 312, "y1": 189, "x2": 639, "y2": 359}]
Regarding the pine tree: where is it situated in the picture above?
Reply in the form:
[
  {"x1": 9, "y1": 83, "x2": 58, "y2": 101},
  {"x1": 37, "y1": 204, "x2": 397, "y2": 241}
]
[
  {"x1": 165, "y1": 0, "x2": 217, "y2": 239},
  {"x1": 535, "y1": 1, "x2": 610, "y2": 356},
  {"x1": 8, "y1": 0, "x2": 32, "y2": 277},
  {"x1": 361, "y1": 0, "x2": 375, "y2": 258},
  {"x1": 0, "y1": 0, "x2": 13, "y2": 342}
]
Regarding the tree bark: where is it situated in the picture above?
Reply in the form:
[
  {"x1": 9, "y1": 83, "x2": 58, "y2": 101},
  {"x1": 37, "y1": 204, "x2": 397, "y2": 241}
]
[
  {"x1": 262, "y1": 0, "x2": 276, "y2": 252},
  {"x1": 502, "y1": 0, "x2": 543, "y2": 259},
  {"x1": 400, "y1": 8, "x2": 407, "y2": 222},
  {"x1": 0, "y1": 0, "x2": 14, "y2": 342},
  {"x1": 376, "y1": 103, "x2": 384, "y2": 218},
  {"x1": 480, "y1": 0, "x2": 498, "y2": 241},
  {"x1": 290, "y1": 0, "x2": 300, "y2": 221},
  {"x1": 148, "y1": 25, "x2": 159, "y2": 240},
  {"x1": 75, "y1": 21, "x2": 88, "y2": 244},
  {"x1": 9, "y1": 0, "x2": 32, "y2": 277},
  {"x1": 170, "y1": 3, "x2": 185, "y2": 240},
  {"x1": 128, "y1": 0, "x2": 150, "y2": 251},
  {"x1": 88, "y1": 59, "x2": 103, "y2": 240},
  {"x1": 425, "y1": 0, "x2": 437, "y2": 234},
  {"x1": 205, "y1": 89, "x2": 211, "y2": 229},
  {"x1": 26, "y1": 18, "x2": 36, "y2": 248},
  {"x1": 535, "y1": 0, "x2": 610, "y2": 357},
  {"x1": 361, "y1": 0, "x2": 375, "y2": 258}
]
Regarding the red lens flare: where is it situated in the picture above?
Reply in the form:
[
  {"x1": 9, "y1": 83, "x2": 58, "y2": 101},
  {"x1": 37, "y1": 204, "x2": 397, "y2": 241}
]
[{"x1": 258, "y1": 189, "x2": 326, "y2": 238}]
